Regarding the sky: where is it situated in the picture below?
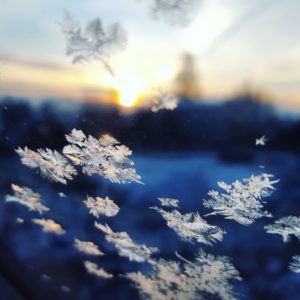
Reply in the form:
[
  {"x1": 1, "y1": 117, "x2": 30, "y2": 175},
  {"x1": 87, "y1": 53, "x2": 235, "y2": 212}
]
[{"x1": 0, "y1": 0, "x2": 299, "y2": 109}]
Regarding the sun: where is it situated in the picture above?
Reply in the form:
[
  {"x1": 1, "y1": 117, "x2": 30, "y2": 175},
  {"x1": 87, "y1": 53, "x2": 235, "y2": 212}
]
[{"x1": 116, "y1": 73, "x2": 147, "y2": 107}]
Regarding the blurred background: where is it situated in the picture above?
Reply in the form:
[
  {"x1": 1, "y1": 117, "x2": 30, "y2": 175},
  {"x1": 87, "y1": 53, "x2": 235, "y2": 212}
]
[{"x1": 1, "y1": 0, "x2": 300, "y2": 299}]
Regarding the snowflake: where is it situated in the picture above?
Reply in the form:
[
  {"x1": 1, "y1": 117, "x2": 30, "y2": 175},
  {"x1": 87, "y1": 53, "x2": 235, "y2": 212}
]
[
  {"x1": 84, "y1": 195, "x2": 120, "y2": 218},
  {"x1": 5, "y1": 184, "x2": 49, "y2": 214},
  {"x1": 16, "y1": 147, "x2": 77, "y2": 184},
  {"x1": 63, "y1": 129, "x2": 142, "y2": 184},
  {"x1": 264, "y1": 216, "x2": 300, "y2": 242},
  {"x1": 157, "y1": 197, "x2": 179, "y2": 208},
  {"x1": 59, "y1": 12, "x2": 127, "y2": 80},
  {"x1": 147, "y1": 0, "x2": 198, "y2": 26},
  {"x1": 203, "y1": 173, "x2": 278, "y2": 225},
  {"x1": 95, "y1": 222, "x2": 158, "y2": 262},
  {"x1": 151, "y1": 90, "x2": 178, "y2": 112},
  {"x1": 151, "y1": 207, "x2": 225, "y2": 245},
  {"x1": 58, "y1": 192, "x2": 67, "y2": 198},
  {"x1": 74, "y1": 239, "x2": 104, "y2": 256},
  {"x1": 126, "y1": 249, "x2": 241, "y2": 300},
  {"x1": 32, "y1": 218, "x2": 65, "y2": 235},
  {"x1": 84, "y1": 260, "x2": 113, "y2": 279},
  {"x1": 290, "y1": 256, "x2": 300, "y2": 273},
  {"x1": 255, "y1": 135, "x2": 267, "y2": 146}
]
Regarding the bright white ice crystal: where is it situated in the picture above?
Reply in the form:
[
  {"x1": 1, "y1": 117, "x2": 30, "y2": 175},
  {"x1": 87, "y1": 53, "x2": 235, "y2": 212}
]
[
  {"x1": 126, "y1": 249, "x2": 241, "y2": 300},
  {"x1": 157, "y1": 197, "x2": 179, "y2": 208},
  {"x1": 74, "y1": 239, "x2": 104, "y2": 256},
  {"x1": 63, "y1": 129, "x2": 142, "y2": 184},
  {"x1": 84, "y1": 195, "x2": 120, "y2": 218},
  {"x1": 32, "y1": 218, "x2": 65, "y2": 235},
  {"x1": 265, "y1": 216, "x2": 300, "y2": 242},
  {"x1": 6, "y1": 184, "x2": 49, "y2": 214},
  {"x1": 290, "y1": 256, "x2": 300, "y2": 273},
  {"x1": 204, "y1": 173, "x2": 278, "y2": 225},
  {"x1": 152, "y1": 207, "x2": 225, "y2": 246},
  {"x1": 16, "y1": 147, "x2": 77, "y2": 184},
  {"x1": 95, "y1": 222, "x2": 158, "y2": 263},
  {"x1": 84, "y1": 260, "x2": 113, "y2": 279}
]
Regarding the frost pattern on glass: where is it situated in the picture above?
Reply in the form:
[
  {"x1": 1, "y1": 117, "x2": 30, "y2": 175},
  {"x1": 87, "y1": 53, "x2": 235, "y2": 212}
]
[
  {"x1": 204, "y1": 173, "x2": 278, "y2": 225},
  {"x1": 151, "y1": 90, "x2": 178, "y2": 112},
  {"x1": 147, "y1": 0, "x2": 198, "y2": 26},
  {"x1": 63, "y1": 129, "x2": 142, "y2": 184},
  {"x1": 60, "y1": 12, "x2": 127, "y2": 79},
  {"x1": 32, "y1": 218, "x2": 65, "y2": 235},
  {"x1": 84, "y1": 195, "x2": 120, "y2": 218},
  {"x1": 264, "y1": 216, "x2": 300, "y2": 242},
  {"x1": 151, "y1": 207, "x2": 225, "y2": 245},
  {"x1": 158, "y1": 197, "x2": 179, "y2": 208},
  {"x1": 16, "y1": 147, "x2": 77, "y2": 184},
  {"x1": 126, "y1": 249, "x2": 241, "y2": 300},
  {"x1": 290, "y1": 256, "x2": 300, "y2": 273},
  {"x1": 5, "y1": 184, "x2": 49, "y2": 214},
  {"x1": 74, "y1": 239, "x2": 104, "y2": 256},
  {"x1": 84, "y1": 260, "x2": 113, "y2": 279},
  {"x1": 95, "y1": 222, "x2": 158, "y2": 262}
]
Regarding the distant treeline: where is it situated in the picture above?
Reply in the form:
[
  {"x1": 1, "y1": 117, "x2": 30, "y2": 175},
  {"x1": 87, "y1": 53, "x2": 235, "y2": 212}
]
[{"x1": 1, "y1": 95, "x2": 300, "y2": 161}]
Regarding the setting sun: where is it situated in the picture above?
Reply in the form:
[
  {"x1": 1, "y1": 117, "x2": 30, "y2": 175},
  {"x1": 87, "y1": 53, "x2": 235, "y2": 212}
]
[{"x1": 116, "y1": 73, "x2": 147, "y2": 107}]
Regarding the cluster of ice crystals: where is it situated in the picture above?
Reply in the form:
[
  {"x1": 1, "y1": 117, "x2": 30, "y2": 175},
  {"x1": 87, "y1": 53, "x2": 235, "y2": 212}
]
[
  {"x1": 95, "y1": 222, "x2": 158, "y2": 262},
  {"x1": 204, "y1": 173, "x2": 278, "y2": 225},
  {"x1": 152, "y1": 207, "x2": 225, "y2": 245},
  {"x1": 151, "y1": 91, "x2": 178, "y2": 112},
  {"x1": 5, "y1": 184, "x2": 49, "y2": 214},
  {"x1": 126, "y1": 249, "x2": 241, "y2": 300},
  {"x1": 74, "y1": 239, "x2": 104, "y2": 256},
  {"x1": 16, "y1": 147, "x2": 77, "y2": 184},
  {"x1": 63, "y1": 129, "x2": 142, "y2": 184},
  {"x1": 290, "y1": 256, "x2": 300, "y2": 273},
  {"x1": 84, "y1": 260, "x2": 113, "y2": 279},
  {"x1": 32, "y1": 218, "x2": 65, "y2": 235},
  {"x1": 84, "y1": 195, "x2": 119, "y2": 218},
  {"x1": 265, "y1": 216, "x2": 300, "y2": 242},
  {"x1": 157, "y1": 197, "x2": 179, "y2": 208}
]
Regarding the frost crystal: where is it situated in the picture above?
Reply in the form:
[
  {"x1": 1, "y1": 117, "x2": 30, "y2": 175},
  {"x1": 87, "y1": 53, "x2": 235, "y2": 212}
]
[
  {"x1": 152, "y1": 207, "x2": 225, "y2": 245},
  {"x1": 84, "y1": 260, "x2": 113, "y2": 279},
  {"x1": 157, "y1": 197, "x2": 179, "y2": 208},
  {"x1": 32, "y1": 218, "x2": 65, "y2": 235},
  {"x1": 60, "y1": 12, "x2": 127, "y2": 79},
  {"x1": 84, "y1": 195, "x2": 120, "y2": 218},
  {"x1": 204, "y1": 173, "x2": 278, "y2": 225},
  {"x1": 264, "y1": 216, "x2": 300, "y2": 242},
  {"x1": 63, "y1": 129, "x2": 142, "y2": 184},
  {"x1": 290, "y1": 256, "x2": 300, "y2": 273},
  {"x1": 6, "y1": 184, "x2": 49, "y2": 214},
  {"x1": 147, "y1": 0, "x2": 198, "y2": 26},
  {"x1": 151, "y1": 90, "x2": 178, "y2": 112},
  {"x1": 126, "y1": 249, "x2": 241, "y2": 300},
  {"x1": 74, "y1": 239, "x2": 104, "y2": 256},
  {"x1": 255, "y1": 135, "x2": 267, "y2": 146},
  {"x1": 95, "y1": 222, "x2": 158, "y2": 262},
  {"x1": 16, "y1": 147, "x2": 77, "y2": 184}
]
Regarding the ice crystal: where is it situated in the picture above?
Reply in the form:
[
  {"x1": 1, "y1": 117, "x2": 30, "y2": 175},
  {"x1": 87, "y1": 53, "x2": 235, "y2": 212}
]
[
  {"x1": 290, "y1": 256, "x2": 300, "y2": 273},
  {"x1": 255, "y1": 135, "x2": 267, "y2": 146},
  {"x1": 95, "y1": 222, "x2": 158, "y2": 262},
  {"x1": 74, "y1": 239, "x2": 104, "y2": 256},
  {"x1": 147, "y1": 0, "x2": 198, "y2": 26},
  {"x1": 16, "y1": 217, "x2": 24, "y2": 224},
  {"x1": 84, "y1": 195, "x2": 119, "y2": 218},
  {"x1": 126, "y1": 249, "x2": 241, "y2": 300},
  {"x1": 157, "y1": 197, "x2": 179, "y2": 208},
  {"x1": 84, "y1": 260, "x2": 113, "y2": 279},
  {"x1": 204, "y1": 173, "x2": 278, "y2": 225},
  {"x1": 60, "y1": 12, "x2": 127, "y2": 79},
  {"x1": 151, "y1": 207, "x2": 225, "y2": 245},
  {"x1": 264, "y1": 216, "x2": 300, "y2": 242},
  {"x1": 63, "y1": 129, "x2": 142, "y2": 184},
  {"x1": 151, "y1": 90, "x2": 178, "y2": 112},
  {"x1": 16, "y1": 147, "x2": 77, "y2": 184},
  {"x1": 6, "y1": 184, "x2": 49, "y2": 214},
  {"x1": 32, "y1": 218, "x2": 65, "y2": 235},
  {"x1": 58, "y1": 192, "x2": 67, "y2": 198}
]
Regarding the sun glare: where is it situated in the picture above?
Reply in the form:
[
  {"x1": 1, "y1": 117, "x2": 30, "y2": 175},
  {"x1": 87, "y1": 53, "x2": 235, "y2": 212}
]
[{"x1": 117, "y1": 73, "x2": 147, "y2": 107}]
